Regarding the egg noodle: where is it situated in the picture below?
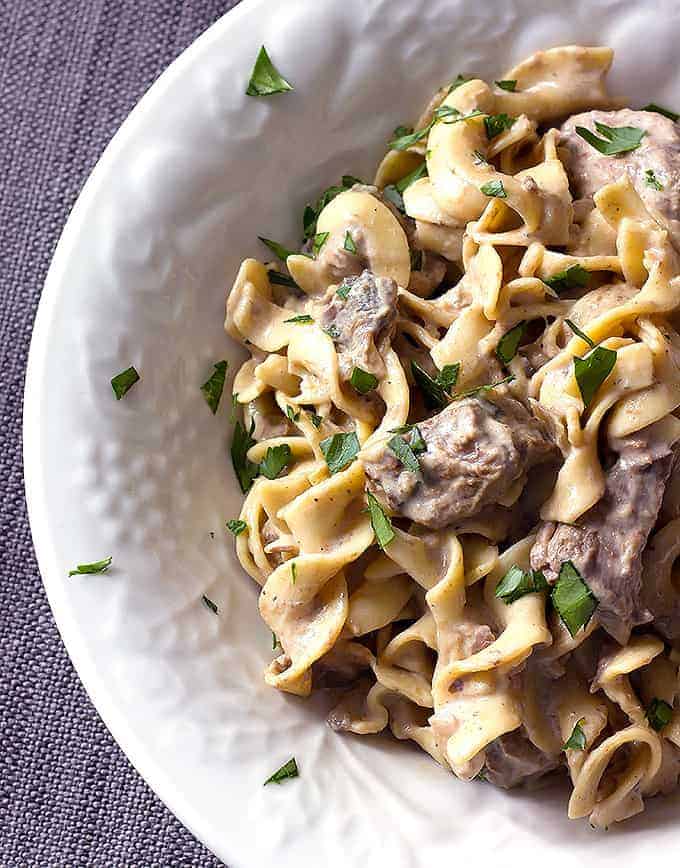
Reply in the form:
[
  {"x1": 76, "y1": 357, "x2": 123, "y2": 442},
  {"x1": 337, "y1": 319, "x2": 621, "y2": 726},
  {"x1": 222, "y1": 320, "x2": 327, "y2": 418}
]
[{"x1": 225, "y1": 46, "x2": 680, "y2": 827}]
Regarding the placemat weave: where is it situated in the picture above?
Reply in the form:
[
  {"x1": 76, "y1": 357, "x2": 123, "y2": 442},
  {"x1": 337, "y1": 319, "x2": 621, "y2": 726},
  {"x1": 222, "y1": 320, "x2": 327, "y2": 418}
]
[{"x1": 0, "y1": 3, "x2": 240, "y2": 865}]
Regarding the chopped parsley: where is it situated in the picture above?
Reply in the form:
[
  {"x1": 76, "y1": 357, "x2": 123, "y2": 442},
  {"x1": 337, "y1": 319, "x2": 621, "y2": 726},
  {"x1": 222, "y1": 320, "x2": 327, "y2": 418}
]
[
  {"x1": 388, "y1": 107, "x2": 482, "y2": 151},
  {"x1": 563, "y1": 718, "x2": 587, "y2": 751},
  {"x1": 284, "y1": 314, "x2": 314, "y2": 324},
  {"x1": 453, "y1": 375, "x2": 514, "y2": 401},
  {"x1": 496, "y1": 321, "x2": 526, "y2": 364},
  {"x1": 319, "y1": 431, "x2": 360, "y2": 474},
  {"x1": 343, "y1": 231, "x2": 357, "y2": 254},
  {"x1": 551, "y1": 561, "x2": 598, "y2": 637},
  {"x1": 272, "y1": 631, "x2": 279, "y2": 650},
  {"x1": 200, "y1": 360, "x2": 228, "y2": 414},
  {"x1": 245, "y1": 46, "x2": 293, "y2": 97},
  {"x1": 565, "y1": 318, "x2": 595, "y2": 348},
  {"x1": 202, "y1": 594, "x2": 219, "y2": 615},
  {"x1": 544, "y1": 264, "x2": 590, "y2": 294},
  {"x1": 644, "y1": 168, "x2": 664, "y2": 190},
  {"x1": 290, "y1": 561, "x2": 297, "y2": 584},
  {"x1": 646, "y1": 698, "x2": 673, "y2": 731},
  {"x1": 286, "y1": 405, "x2": 300, "y2": 422},
  {"x1": 495, "y1": 79, "x2": 517, "y2": 92},
  {"x1": 574, "y1": 346, "x2": 617, "y2": 407},
  {"x1": 336, "y1": 282, "x2": 351, "y2": 300},
  {"x1": 302, "y1": 176, "x2": 363, "y2": 240},
  {"x1": 68, "y1": 556, "x2": 112, "y2": 577},
  {"x1": 575, "y1": 121, "x2": 645, "y2": 155},
  {"x1": 448, "y1": 73, "x2": 472, "y2": 93},
  {"x1": 312, "y1": 231, "x2": 329, "y2": 256},
  {"x1": 267, "y1": 270, "x2": 299, "y2": 289},
  {"x1": 350, "y1": 366, "x2": 378, "y2": 394},
  {"x1": 387, "y1": 433, "x2": 421, "y2": 473},
  {"x1": 231, "y1": 419, "x2": 258, "y2": 493},
  {"x1": 308, "y1": 410, "x2": 323, "y2": 428},
  {"x1": 227, "y1": 519, "x2": 247, "y2": 536},
  {"x1": 480, "y1": 179, "x2": 506, "y2": 198},
  {"x1": 264, "y1": 757, "x2": 299, "y2": 786},
  {"x1": 395, "y1": 161, "x2": 428, "y2": 193},
  {"x1": 484, "y1": 113, "x2": 515, "y2": 140},
  {"x1": 472, "y1": 149, "x2": 490, "y2": 166},
  {"x1": 111, "y1": 366, "x2": 140, "y2": 400},
  {"x1": 366, "y1": 491, "x2": 395, "y2": 549},
  {"x1": 495, "y1": 564, "x2": 548, "y2": 604},
  {"x1": 642, "y1": 103, "x2": 679, "y2": 122},
  {"x1": 258, "y1": 236, "x2": 295, "y2": 261},
  {"x1": 382, "y1": 185, "x2": 405, "y2": 212},
  {"x1": 259, "y1": 444, "x2": 292, "y2": 479},
  {"x1": 410, "y1": 360, "x2": 460, "y2": 409}
]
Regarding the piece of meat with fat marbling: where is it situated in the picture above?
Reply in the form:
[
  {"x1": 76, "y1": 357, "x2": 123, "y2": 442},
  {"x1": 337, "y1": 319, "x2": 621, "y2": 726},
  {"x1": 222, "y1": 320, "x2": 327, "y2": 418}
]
[
  {"x1": 530, "y1": 425, "x2": 674, "y2": 644},
  {"x1": 319, "y1": 269, "x2": 397, "y2": 380},
  {"x1": 483, "y1": 730, "x2": 561, "y2": 789},
  {"x1": 363, "y1": 394, "x2": 556, "y2": 529},
  {"x1": 560, "y1": 108, "x2": 680, "y2": 244}
]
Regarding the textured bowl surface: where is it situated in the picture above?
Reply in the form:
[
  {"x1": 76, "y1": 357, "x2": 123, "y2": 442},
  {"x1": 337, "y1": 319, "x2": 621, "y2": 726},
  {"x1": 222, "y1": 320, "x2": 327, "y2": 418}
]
[{"x1": 24, "y1": 0, "x2": 680, "y2": 864}]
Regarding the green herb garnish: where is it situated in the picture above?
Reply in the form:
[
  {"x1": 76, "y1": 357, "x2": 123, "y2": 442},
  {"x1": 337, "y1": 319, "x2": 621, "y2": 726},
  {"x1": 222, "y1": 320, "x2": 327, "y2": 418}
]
[
  {"x1": 291, "y1": 561, "x2": 297, "y2": 584},
  {"x1": 395, "y1": 161, "x2": 428, "y2": 193},
  {"x1": 68, "y1": 556, "x2": 112, "y2": 577},
  {"x1": 382, "y1": 185, "x2": 405, "y2": 212},
  {"x1": 312, "y1": 231, "x2": 329, "y2": 256},
  {"x1": 200, "y1": 360, "x2": 228, "y2": 414},
  {"x1": 272, "y1": 632, "x2": 279, "y2": 650},
  {"x1": 267, "y1": 270, "x2": 299, "y2": 288},
  {"x1": 286, "y1": 405, "x2": 300, "y2": 422},
  {"x1": 336, "y1": 282, "x2": 351, "y2": 300},
  {"x1": 302, "y1": 176, "x2": 363, "y2": 239},
  {"x1": 410, "y1": 360, "x2": 460, "y2": 409},
  {"x1": 246, "y1": 46, "x2": 293, "y2": 97},
  {"x1": 320, "y1": 432, "x2": 360, "y2": 474},
  {"x1": 495, "y1": 79, "x2": 517, "y2": 92},
  {"x1": 565, "y1": 319, "x2": 595, "y2": 348},
  {"x1": 472, "y1": 149, "x2": 490, "y2": 166},
  {"x1": 544, "y1": 264, "x2": 590, "y2": 294},
  {"x1": 574, "y1": 346, "x2": 617, "y2": 407},
  {"x1": 388, "y1": 107, "x2": 481, "y2": 151},
  {"x1": 563, "y1": 718, "x2": 587, "y2": 751},
  {"x1": 575, "y1": 121, "x2": 645, "y2": 155},
  {"x1": 231, "y1": 419, "x2": 258, "y2": 493},
  {"x1": 644, "y1": 168, "x2": 664, "y2": 190},
  {"x1": 308, "y1": 411, "x2": 322, "y2": 428},
  {"x1": 259, "y1": 444, "x2": 292, "y2": 479},
  {"x1": 226, "y1": 519, "x2": 247, "y2": 536},
  {"x1": 646, "y1": 698, "x2": 673, "y2": 732},
  {"x1": 480, "y1": 179, "x2": 506, "y2": 198},
  {"x1": 387, "y1": 434, "x2": 421, "y2": 473},
  {"x1": 202, "y1": 594, "x2": 219, "y2": 615},
  {"x1": 366, "y1": 491, "x2": 395, "y2": 549},
  {"x1": 111, "y1": 366, "x2": 140, "y2": 400},
  {"x1": 495, "y1": 564, "x2": 548, "y2": 604},
  {"x1": 343, "y1": 231, "x2": 357, "y2": 254},
  {"x1": 258, "y1": 236, "x2": 295, "y2": 261},
  {"x1": 448, "y1": 73, "x2": 472, "y2": 92},
  {"x1": 264, "y1": 757, "x2": 299, "y2": 785},
  {"x1": 350, "y1": 367, "x2": 378, "y2": 394},
  {"x1": 284, "y1": 314, "x2": 314, "y2": 324},
  {"x1": 484, "y1": 113, "x2": 515, "y2": 139},
  {"x1": 642, "y1": 103, "x2": 679, "y2": 122},
  {"x1": 551, "y1": 561, "x2": 598, "y2": 637},
  {"x1": 496, "y1": 322, "x2": 526, "y2": 365},
  {"x1": 454, "y1": 375, "x2": 514, "y2": 400}
]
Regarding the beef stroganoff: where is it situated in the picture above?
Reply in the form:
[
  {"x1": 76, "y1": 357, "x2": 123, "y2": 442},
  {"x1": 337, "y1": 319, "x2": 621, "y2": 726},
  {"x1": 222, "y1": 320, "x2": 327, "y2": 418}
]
[{"x1": 225, "y1": 45, "x2": 680, "y2": 827}]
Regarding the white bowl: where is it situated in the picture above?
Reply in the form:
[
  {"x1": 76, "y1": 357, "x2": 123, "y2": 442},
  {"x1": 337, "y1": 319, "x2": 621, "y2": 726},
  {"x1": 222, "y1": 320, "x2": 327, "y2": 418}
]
[{"x1": 24, "y1": 0, "x2": 680, "y2": 864}]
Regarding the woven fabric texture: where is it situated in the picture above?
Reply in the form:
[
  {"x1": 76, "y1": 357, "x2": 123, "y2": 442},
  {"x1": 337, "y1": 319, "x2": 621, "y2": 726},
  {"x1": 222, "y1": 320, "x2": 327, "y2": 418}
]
[{"x1": 0, "y1": 3, "x2": 240, "y2": 865}]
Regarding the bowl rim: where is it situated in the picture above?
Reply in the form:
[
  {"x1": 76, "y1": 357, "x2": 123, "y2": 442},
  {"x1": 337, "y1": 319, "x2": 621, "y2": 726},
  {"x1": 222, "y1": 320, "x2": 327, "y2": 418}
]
[{"x1": 22, "y1": 3, "x2": 262, "y2": 864}]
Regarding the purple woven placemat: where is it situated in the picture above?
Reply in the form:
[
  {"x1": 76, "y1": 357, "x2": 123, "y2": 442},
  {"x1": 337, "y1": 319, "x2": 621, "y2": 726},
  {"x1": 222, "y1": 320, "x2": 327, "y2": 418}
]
[{"x1": 0, "y1": 3, "x2": 240, "y2": 865}]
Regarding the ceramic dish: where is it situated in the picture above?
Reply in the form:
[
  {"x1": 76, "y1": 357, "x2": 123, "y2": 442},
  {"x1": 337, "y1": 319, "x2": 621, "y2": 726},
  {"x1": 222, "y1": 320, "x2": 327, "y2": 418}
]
[{"x1": 24, "y1": 0, "x2": 680, "y2": 865}]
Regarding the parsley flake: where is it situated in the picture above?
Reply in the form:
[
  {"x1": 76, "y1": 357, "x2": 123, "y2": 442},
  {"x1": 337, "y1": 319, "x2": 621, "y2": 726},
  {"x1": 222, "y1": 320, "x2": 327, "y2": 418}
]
[
  {"x1": 646, "y1": 698, "x2": 673, "y2": 731},
  {"x1": 480, "y1": 179, "x2": 506, "y2": 198},
  {"x1": 111, "y1": 366, "x2": 140, "y2": 400},
  {"x1": 267, "y1": 270, "x2": 299, "y2": 288},
  {"x1": 410, "y1": 360, "x2": 460, "y2": 409},
  {"x1": 68, "y1": 557, "x2": 112, "y2": 577},
  {"x1": 366, "y1": 491, "x2": 395, "y2": 549},
  {"x1": 551, "y1": 561, "x2": 598, "y2": 637},
  {"x1": 575, "y1": 121, "x2": 645, "y2": 155},
  {"x1": 231, "y1": 420, "x2": 258, "y2": 493},
  {"x1": 544, "y1": 264, "x2": 590, "y2": 294},
  {"x1": 264, "y1": 757, "x2": 299, "y2": 786},
  {"x1": 563, "y1": 718, "x2": 587, "y2": 751},
  {"x1": 290, "y1": 561, "x2": 297, "y2": 584},
  {"x1": 320, "y1": 432, "x2": 360, "y2": 474},
  {"x1": 574, "y1": 346, "x2": 617, "y2": 407},
  {"x1": 484, "y1": 113, "x2": 515, "y2": 139},
  {"x1": 495, "y1": 79, "x2": 517, "y2": 92},
  {"x1": 343, "y1": 231, "x2": 357, "y2": 254},
  {"x1": 643, "y1": 103, "x2": 679, "y2": 122},
  {"x1": 227, "y1": 519, "x2": 247, "y2": 536},
  {"x1": 496, "y1": 321, "x2": 526, "y2": 365},
  {"x1": 259, "y1": 444, "x2": 292, "y2": 479},
  {"x1": 495, "y1": 564, "x2": 548, "y2": 604},
  {"x1": 644, "y1": 168, "x2": 664, "y2": 190},
  {"x1": 312, "y1": 231, "x2": 329, "y2": 256},
  {"x1": 284, "y1": 314, "x2": 314, "y2": 324},
  {"x1": 200, "y1": 360, "x2": 228, "y2": 414},
  {"x1": 387, "y1": 434, "x2": 421, "y2": 473},
  {"x1": 246, "y1": 46, "x2": 293, "y2": 97},
  {"x1": 258, "y1": 236, "x2": 295, "y2": 261},
  {"x1": 350, "y1": 367, "x2": 378, "y2": 394},
  {"x1": 454, "y1": 375, "x2": 514, "y2": 401}
]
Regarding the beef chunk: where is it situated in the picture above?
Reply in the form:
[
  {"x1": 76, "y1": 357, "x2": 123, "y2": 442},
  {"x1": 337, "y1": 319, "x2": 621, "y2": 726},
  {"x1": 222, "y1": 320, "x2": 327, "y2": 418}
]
[
  {"x1": 363, "y1": 395, "x2": 556, "y2": 529},
  {"x1": 319, "y1": 269, "x2": 397, "y2": 380},
  {"x1": 531, "y1": 426, "x2": 674, "y2": 644},
  {"x1": 483, "y1": 730, "x2": 560, "y2": 789},
  {"x1": 560, "y1": 109, "x2": 680, "y2": 244}
]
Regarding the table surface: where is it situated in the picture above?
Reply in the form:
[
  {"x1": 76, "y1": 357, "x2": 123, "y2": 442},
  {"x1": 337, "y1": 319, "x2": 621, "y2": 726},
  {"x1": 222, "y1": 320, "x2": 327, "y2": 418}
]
[{"x1": 1, "y1": 2, "x2": 240, "y2": 865}]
